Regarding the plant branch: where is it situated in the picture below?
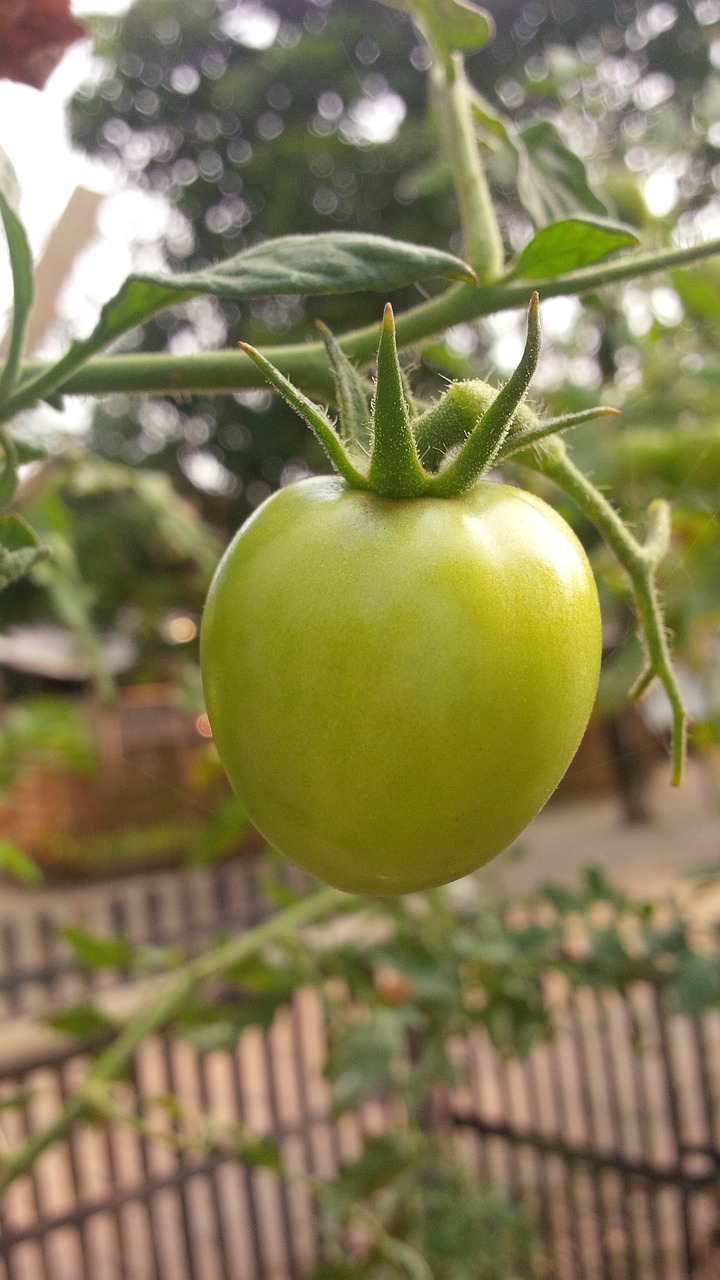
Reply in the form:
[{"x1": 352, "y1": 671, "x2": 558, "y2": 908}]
[
  {"x1": 3, "y1": 236, "x2": 720, "y2": 414},
  {"x1": 0, "y1": 885, "x2": 350, "y2": 1194}
]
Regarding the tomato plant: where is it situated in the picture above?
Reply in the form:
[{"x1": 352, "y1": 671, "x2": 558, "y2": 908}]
[{"x1": 201, "y1": 302, "x2": 602, "y2": 894}]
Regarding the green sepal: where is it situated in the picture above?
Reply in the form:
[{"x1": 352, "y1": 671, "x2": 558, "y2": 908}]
[
  {"x1": 498, "y1": 405, "x2": 621, "y2": 460},
  {"x1": 428, "y1": 293, "x2": 541, "y2": 495},
  {"x1": 367, "y1": 304, "x2": 429, "y2": 499},
  {"x1": 316, "y1": 321, "x2": 372, "y2": 453},
  {"x1": 238, "y1": 342, "x2": 369, "y2": 490}
]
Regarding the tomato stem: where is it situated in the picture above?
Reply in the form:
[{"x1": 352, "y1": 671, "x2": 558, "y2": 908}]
[{"x1": 520, "y1": 439, "x2": 689, "y2": 785}]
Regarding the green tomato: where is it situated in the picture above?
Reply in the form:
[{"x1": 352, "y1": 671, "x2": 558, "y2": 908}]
[{"x1": 200, "y1": 475, "x2": 601, "y2": 895}]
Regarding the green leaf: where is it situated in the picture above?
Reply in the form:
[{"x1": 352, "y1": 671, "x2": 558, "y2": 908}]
[
  {"x1": 0, "y1": 514, "x2": 50, "y2": 590},
  {"x1": 233, "y1": 1132, "x2": 282, "y2": 1171},
  {"x1": 384, "y1": 0, "x2": 493, "y2": 61},
  {"x1": 517, "y1": 121, "x2": 609, "y2": 227},
  {"x1": 0, "y1": 146, "x2": 34, "y2": 399},
  {"x1": 61, "y1": 924, "x2": 135, "y2": 971},
  {"x1": 672, "y1": 264, "x2": 720, "y2": 328},
  {"x1": 337, "y1": 1133, "x2": 410, "y2": 1198},
  {"x1": 46, "y1": 1002, "x2": 115, "y2": 1039},
  {"x1": 191, "y1": 795, "x2": 249, "y2": 867},
  {"x1": 0, "y1": 840, "x2": 42, "y2": 884},
  {"x1": 77, "y1": 233, "x2": 476, "y2": 359},
  {"x1": 258, "y1": 869, "x2": 303, "y2": 909},
  {"x1": 674, "y1": 953, "x2": 720, "y2": 1012},
  {"x1": 13, "y1": 437, "x2": 48, "y2": 465},
  {"x1": 326, "y1": 1009, "x2": 411, "y2": 1112},
  {"x1": 510, "y1": 216, "x2": 638, "y2": 280},
  {"x1": 176, "y1": 988, "x2": 294, "y2": 1050}
]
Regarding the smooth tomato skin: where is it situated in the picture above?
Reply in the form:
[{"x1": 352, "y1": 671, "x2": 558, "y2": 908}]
[{"x1": 200, "y1": 475, "x2": 601, "y2": 895}]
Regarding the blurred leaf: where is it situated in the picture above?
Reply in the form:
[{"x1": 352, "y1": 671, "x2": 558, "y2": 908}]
[
  {"x1": 0, "y1": 145, "x2": 33, "y2": 398},
  {"x1": 304, "y1": 1267, "x2": 365, "y2": 1280},
  {"x1": 176, "y1": 984, "x2": 295, "y2": 1049},
  {"x1": 0, "y1": 840, "x2": 42, "y2": 883},
  {"x1": 258, "y1": 870, "x2": 303, "y2": 909},
  {"x1": 74, "y1": 233, "x2": 476, "y2": 361},
  {"x1": 0, "y1": 694, "x2": 98, "y2": 796},
  {"x1": 672, "y1": 264, "x2": 720, "y2": 329},
  {"x1": 471, "y1": 103, "x2": 607, "y2": 228},
  {"x1": 372, "y1": 934, "x2": 461, "y2": 1006},
  {"x1": 46, "y1": 1002, "x2": 115, "y2": 1039},
  {"x1": 233, "y1": 1132, "x2": 282, "y2": 1171},
  {"x1": 608, "y1": 428, "x2": 720, "y2": 492},
  {"x1": 0, "y1": 515, "x2": 50, "y2": 589},
  {"x1": 510, "y1": 217, "x2": 638, "y2": 279},
  {"x1": 64, "y1": 459, "x2": 221, "y2": 574},
  {"x1": 337, "y1": 1133, "x2": 410, "y2": 1198},
  {"x1": 0, "y1": 1087, "x2": 34, "y2": 1112},
  {"x1": 674, "y1": 953, "x2": 720, "y2": 1012},
  {"x1": 326, "y1": 1008, "x2": 412, "y2": 1112},
  {"x1": 224, "y1": 954, "x2": 298, "y2": 994},
  {"x1": 191, "y1": 796, "x2": 249, "y2": 867},
  {"x1": 61, "y1": 924, "x2": 135, "y2": 971},
  {"x1": 13, "y1": 438, "x2": 48, "y2": 464},
  {"x1": 384, "y1": 0, "x2": 493, "y2": 61},
  {"x1": 517, "y1": 121, "x2": 609, "y2": 226},
  {"x1": 582, "y1": 865, "x2": 627, "y2": 906},
  {"x1": 537, "y1": 881, "x2": 583, "y2": 914}
]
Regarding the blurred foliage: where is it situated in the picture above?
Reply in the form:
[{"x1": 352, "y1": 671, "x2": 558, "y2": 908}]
[
  {"x1": 0, "y1": 694, "x2": 97, "y2": 797},
  {"x1": 56, "y1": 862, "x2": 720, "y2": 1277},
  {"x1": 2, "y1": 452, "x2": 220, "y2": 680}
]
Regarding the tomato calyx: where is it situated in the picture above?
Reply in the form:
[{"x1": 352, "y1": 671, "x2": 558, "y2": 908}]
[{"x1": 239, "y1": 292, "x2": 617, "y2": 501}]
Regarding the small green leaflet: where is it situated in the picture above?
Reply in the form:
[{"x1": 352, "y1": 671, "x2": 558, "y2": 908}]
[
  {"x1": 0, "y1": 840, "x2": 42, "y2": 884},
  {"x1": 509, "y1": 217, "x2": 639, "y2": 280},
  {"x1": 0, "y1": 515, "x2": 50, "y2": 591},
  {"x1": 72, "y1": 233, "x2": 476, "y2": 363},
  {"x1": 61, "y1": 923, "x2": 135, "y2": 971},
  {"x1": 0, "y1": 145, "x2": 34, "y2": 398}
]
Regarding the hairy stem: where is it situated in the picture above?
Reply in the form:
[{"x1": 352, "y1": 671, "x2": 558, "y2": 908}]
[
  {"x1": 432, "y1": 55, "x2": 504, "y2": 281},
  {"x1": 519, "y1": 439, "x2": 688, "y2": 784},
  {"x1": 3, "y1": 237, "x2": 720, "y2": 415}
]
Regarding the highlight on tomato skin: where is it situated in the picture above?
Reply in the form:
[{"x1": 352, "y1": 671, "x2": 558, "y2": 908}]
[{"x1": 200, "y1": 473, "x2": 602, "y2": 896}]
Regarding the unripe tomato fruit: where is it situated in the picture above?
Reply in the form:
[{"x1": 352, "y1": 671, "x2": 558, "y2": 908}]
[{"x1": 200, "y1": 475, "x2": 601, "y2": 895}]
